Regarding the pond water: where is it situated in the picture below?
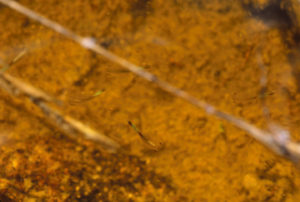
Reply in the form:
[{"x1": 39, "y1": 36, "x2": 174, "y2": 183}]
[{"x1": 1, "y1": 0, "x2": 300, "y2": 201}]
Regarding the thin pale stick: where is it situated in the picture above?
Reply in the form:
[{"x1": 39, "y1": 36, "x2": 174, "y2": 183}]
[
  {"x1": 1, "y1": 0, "x2": 300, "y2": 161},
  {"x1": 0, "y1": 71, "x2": 119, "y2": 153}
]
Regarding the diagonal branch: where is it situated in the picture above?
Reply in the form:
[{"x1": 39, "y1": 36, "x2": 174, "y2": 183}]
[
  {"x1": 1, "y1": 0, "x2": 300, "y2": 162},
  {"x1": 0, "y1": 70, "x2": 119, "y2": 153}
]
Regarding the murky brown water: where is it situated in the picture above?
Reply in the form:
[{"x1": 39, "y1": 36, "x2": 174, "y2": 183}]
[{"x1": 1, "y1": 0, "x2": 300, "y2": 201}]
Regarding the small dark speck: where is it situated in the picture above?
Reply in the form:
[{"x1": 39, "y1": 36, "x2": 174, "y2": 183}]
[
  {"x1": 100, "y1": 40, "x2": 112, "y2": 48},
  {"x1": 22, "y1": 19, "x2": 30, "y2": 27}
]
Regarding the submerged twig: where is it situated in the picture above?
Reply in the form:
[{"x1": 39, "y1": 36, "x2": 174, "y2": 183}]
[
  {"x1": 0, "y1": 70, "x2": 119, "y2": 153},
  {"x1": 1, "y1": 0, "x2": 300, "y2": 162},
  {"x1": 0, "y1": 49, "x2": 119, "y2": 152},
  {"x1": 37, "y1": 101, "x2": 119, "y2": 152},
  {"x1": 0, "y1": 72, "x2": 58, "y2": 103}
]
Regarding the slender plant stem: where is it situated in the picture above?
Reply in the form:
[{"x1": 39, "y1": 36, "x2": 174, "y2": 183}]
[{"x1": 1, "y1": 0, "x2": 300, "y2": 162}]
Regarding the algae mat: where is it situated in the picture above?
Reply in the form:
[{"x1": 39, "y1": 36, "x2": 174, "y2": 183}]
[{"x1": 1, "y1": 0, "x2": 300, "y2": 201}]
